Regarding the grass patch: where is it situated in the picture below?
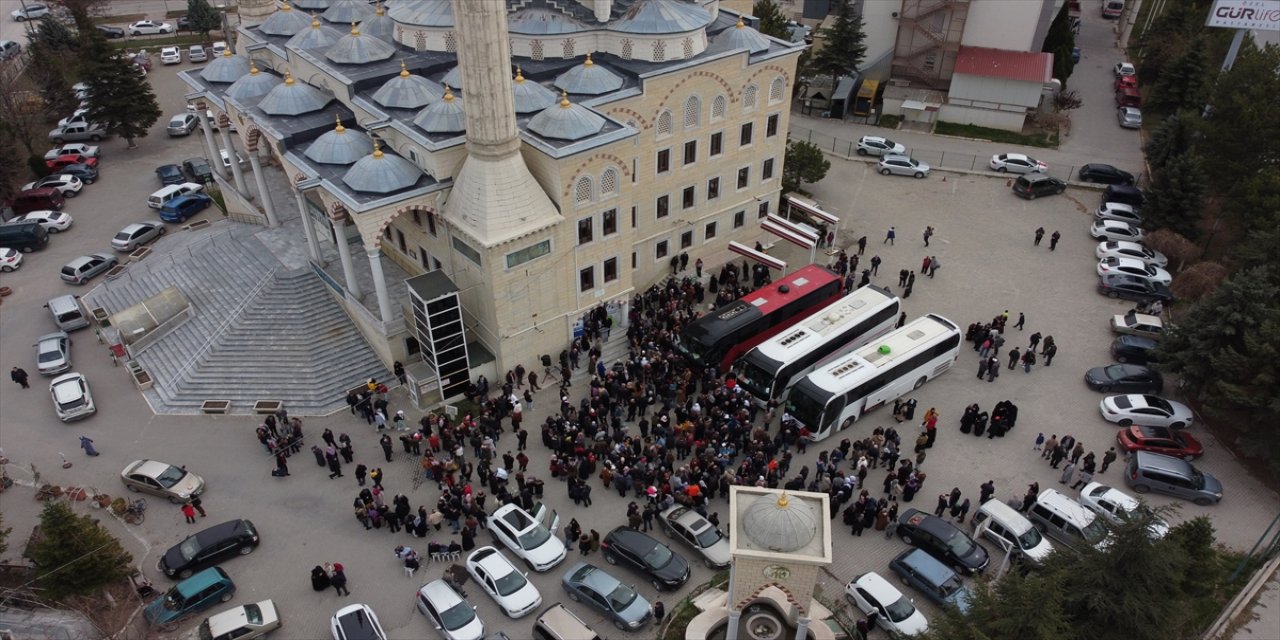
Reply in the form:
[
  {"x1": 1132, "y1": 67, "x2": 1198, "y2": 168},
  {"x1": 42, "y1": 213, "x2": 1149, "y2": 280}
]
[
  {"x1": 877, "y1": 114, "x2": 901, "y2": 129},
  {"x1": 207, "y1": 187, "x2": 226, "y2": 214},
  {"x1": 935, "y1": 121, "x2": 1059, "y2": 148}
]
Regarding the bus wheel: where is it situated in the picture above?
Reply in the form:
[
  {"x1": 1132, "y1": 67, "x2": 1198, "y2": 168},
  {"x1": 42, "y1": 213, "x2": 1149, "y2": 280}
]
[
  {"x1": 913, "y1": 377, "x2": 927, "y2": 389},
  {"x1": 840, "y1": 417, "x2": 855, "y2": 432}
]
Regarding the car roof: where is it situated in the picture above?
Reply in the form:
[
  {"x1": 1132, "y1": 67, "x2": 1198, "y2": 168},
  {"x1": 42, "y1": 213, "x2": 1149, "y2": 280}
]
[
  {"x1": 1116, "y1": 335, "x2": 1158, "y2": 348},
  {"x1": 206, "y1": 601, "x2": 277, "y2": 636},
  {"x1": 120, "y1": 222, "x2": 156, "y2": 233},
  {"x1": 51, "y1": 374, "x2": 84, "y2": 401},
  {"x1": 127, "y1": 459, "x2": 173, "y2": 477},
  {"x1": 419, "y1": 579, "x2": 464, "y2": 607},
  {"x1": 1123, "y1": 312, "x2": 1162, "y2": 324},
  {"x1": 37, "y1": 331, "x2": 69, "y2": 343},
  {"x1": 473, "y1": 547, "x2": 515, "y2": 574},
  {"x1": 901, "y1": 509, "x2": 958, "y2": 538},
  {"x1": 569, "y1": 562, "x2": 619, "y2": 591},
  {"x1": 176, "y1": 567, "x2": 231, "y2": 595},
  {"x1": 1107, "y1": 257, "x2": 1148, "y2": 269},
  {"x1": 854, "y1": 572, "x2": 903, "y2": 601},
  {"x1": 893, "y1": 547, "x2": 956, "y2": 582},
  {"x1": 192, "y1": 519, "x2": 251, "y2": 543},
  {"x1": 607, "y1": 527, "x2": 658, "y2": 552},
  {"x1": 1037, "y1": 489, "x2": 1095, "y2": 521},
  {"x1": 882, "y1": 154, "x2": 912, "y2": 162},
  {"x1": 1133, "y1": 450, "x2": 1192, "y2": 472},
  {"x1": 1101, "y1": 202, "x2": 1135, "y2": 211}
]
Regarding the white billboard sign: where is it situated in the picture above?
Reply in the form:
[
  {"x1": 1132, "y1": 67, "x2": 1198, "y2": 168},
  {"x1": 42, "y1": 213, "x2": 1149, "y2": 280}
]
[{"x1": 1206, "y1": 0, "x2": 1280, "y2": 30}]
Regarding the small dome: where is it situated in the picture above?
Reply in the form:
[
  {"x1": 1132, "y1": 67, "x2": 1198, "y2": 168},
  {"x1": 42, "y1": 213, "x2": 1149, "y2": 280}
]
[
  {"x1": 200, "y1": 49, "x2": 251, "y2": 84},
  {"x1": 610, "y1": 0, "x2": 713, "y2": 34},
  {"x1": 326, "y1": 23, "x2": 397, "y2": 65},
  {"x1": 258, "y1": 69, "x2": 332, "y2": 116},
  {"x1": 413, "y1": 86, "x2": 465, "y2": 133},
  {"x1": 742, "y1": 492, "x2": 819, "y2": 553},
  {"x1": 360, "y1": 1, "x2": 395, "y2": 41},
  {"x1": 287, "y1": 14, "x2": 344, "y2": 49},
  {"x1": 554, "y1": 54, "x2": 622, "y2": 96},
  {"x1": 373, "y1": 61, "x2": 445, "y2": 109},
  {"x1": 441, "y1": 65, "x2": 463, "y2": 90},
  {"x1": 305, "y1": 115, "x2": 374, "y2": 165},
  {"x1": 512, "y1": 66, "x2": 557, "y2": 114},
  {"x1": 387, "y1": 0, "x2": 453, "y2": 28},
  {"x1": 224, "y1": 62, "x2": 283, "y2": 104},
  {"x1": 343, "y1": 140, "x2": 423, "y2": 193},
  {"x1": 291, "y1": 0, "x2": 330, "y2": 9},
  {"x1": 259, "y1": 0, "x2": 312, "y2": 36},
  {"x1": 528, "y1": 92, "x2": 606, "y2": 141},
  {"x1": 509, "y1": 8, "x2": 586, "y2": 36},
  {"x1": 322, "y1": 0, "x2": 374, "y2": 25},
  {"x1": 706, "y1": 18, "x2": 771, "y2": 55}
]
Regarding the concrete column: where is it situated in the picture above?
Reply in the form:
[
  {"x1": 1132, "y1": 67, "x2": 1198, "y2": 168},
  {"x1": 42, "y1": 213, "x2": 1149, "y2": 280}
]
[
  {"x1": 195, "y1": 102, "x2": 223, "y2": 179},
  {"x1": 331, "y1": 217, "x2": 362, "y2": 298},
  {"x1": 796, "y1": 615, "x2": 811, "y2": 640},
  {"x1": 246, "y1": 153, "x2": 279, "y2": 227},
  {"x1": 367, "y1": 248, "x2": 394, "y2": 324},
  {"x1": 294, "y1": 190, "x2": 322, "y2": 262},
  {"x1": 217, "y1": 124, "x2": 250, "y2": 197},
  {"x1": 726, "y1": 609, "x2": 741, "y2": 640}
]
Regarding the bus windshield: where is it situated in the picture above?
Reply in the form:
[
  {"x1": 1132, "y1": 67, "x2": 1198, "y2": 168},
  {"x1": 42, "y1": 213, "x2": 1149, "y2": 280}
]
[
  {"x1": 735, "y1": 355, "x2": 780, "y2": 399},
  {"x1": 787, "y1": 387, "x2": 828, "y2": 430}
]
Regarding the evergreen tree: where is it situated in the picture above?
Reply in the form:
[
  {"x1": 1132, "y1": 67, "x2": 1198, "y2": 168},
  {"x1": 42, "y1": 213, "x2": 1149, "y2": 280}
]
[
  {"x1": 29, "y1": 14, "x2": 78, "y2": 51},
  {"x1": 782, "y1": 140, "x2": 830, "y2": 193},
  {"x1": 753, "y1": 0, "x2": 792, "y2": 41},
  {"x1": 1142, "y1": 153, "x2": 1207, "y2": 239},
  {"x1": 1145, "y1": 36, "x2": 1208, "y2": 114},
  {"x1": 811, "y1": 0, "x2": 866, "y2": 89},
  {"x1": 28, "y1": 502, "x2": 133, "y2": 600},
  {"x1": 187, "y1": 0, "x2": 223, "y2": 36},
  {"x1": 1042, "y1": 2, "x2": 1076, "y2": 87},
  {"x1": 924, "y1": 570, "x2": 1071, "y2": 640},
  {"x1": 71, "y1": 8, "x2": 161, "y2": 149},
  {"x1": 0, "y1": 512, "x2": 10, "y2": 557},
  {"x1": 1143, "y1": 110, "x2": 1198, "y2": 176},
  {"x1": 1200, "y1": 43, "x2": 1280, "y2": 187},
  {"x1": 1231, "y1": 169, "x2": 1280, "y2": 271},
  {"x1": 1137, "y1": 0, "x2": 1212, "y2": 81}
]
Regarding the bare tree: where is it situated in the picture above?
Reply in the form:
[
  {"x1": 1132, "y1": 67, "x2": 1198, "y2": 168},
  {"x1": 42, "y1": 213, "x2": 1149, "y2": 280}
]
[
  {"x1": 1170, "y1": 260, "x2": 1228, "y2": 301},
  {"x1": 1142, "y1": 228, "x2": 1201, "y2": 272}
]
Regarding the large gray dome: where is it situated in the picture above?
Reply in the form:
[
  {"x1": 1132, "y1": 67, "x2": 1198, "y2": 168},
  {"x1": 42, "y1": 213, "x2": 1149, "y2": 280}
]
[
  {"x1": 325, "y1": 23, "x2": 397, "y2": 65},
  {"x1": 259, "y1": 1, "x2": 312, "y2": 36},
  {"x1": 322, "y1": 0, "x2": 374, "y2": 25},
  {"x1": 609, "y1": 0, "x2": 714, "y2": 34},
  {"x1": 360, "y1": 1, "x2": 395, "y2": 40},
  {"x1": 304, "y1": 116, "x2": 374, "y2": 165},
  {"x1": 554, "y1": 54, "x2": 622, "y2": 96},
  {"x1": 287, "y1": 15, "x2": 344, "y2": 49},
  {"x1": 224, "y1": 63, "x2": 283, "y2": 104},
  {"x1": 528, "y1": 93, "x2": 605, "y2": 141},
  {"x1": 373, "y1": 61, "x2": 445, "y2": 110},
  {"x1": 387, "y1": 0, "x2": 452, "y2": 28},
  {"x1": 512, "y1": 67, "x2": 557, "y2": 114},
  {"x1": 741, "y1": 492, "x2": 818, "y2": 553},
  {"x1": 258, "y1": 70, "x2": 332, "y2": 116},
  {"x1": 413, "y1": 87, "x2": 465, "y2": 133},
  {"x1": 706, "y1": 17, "x2": 771, "y2": 55},
  {"x1": 342, "y1": 141, "x2": 423, "y2": 193},
  {"x1": 200, "y1": 49, "x2": 251, "y2": 84},
  {"x1": 292, "y1": 0, "x2": 330, "y2": 9}
]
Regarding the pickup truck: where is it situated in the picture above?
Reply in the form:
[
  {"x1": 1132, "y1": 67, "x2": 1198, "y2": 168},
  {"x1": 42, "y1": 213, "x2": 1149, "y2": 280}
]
[
  {"x1": 43, "y1": 143, "x2": 100, "y2": 162},
  {"x1": 49, "y1": 124, "x2": 108, "y2": 144}
]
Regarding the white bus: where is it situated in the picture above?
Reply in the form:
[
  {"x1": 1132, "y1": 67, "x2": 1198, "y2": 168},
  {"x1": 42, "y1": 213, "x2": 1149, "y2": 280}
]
[
  {"x1": 785, "y1": 313, "x2": 962, "y2": 442},
  {"x1": 733, "y1": 285, "x2": 900, "y2": 406}
]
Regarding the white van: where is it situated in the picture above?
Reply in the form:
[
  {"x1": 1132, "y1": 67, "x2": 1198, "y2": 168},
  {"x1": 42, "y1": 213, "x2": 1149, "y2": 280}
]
[
  {"x1": 147, "y1": 182, "x2": 204, "y2": 209},
  {"x1": 1028, "y1": 489, "x2": 1110, "y2": 552},
  {"x1": 45, "y1": 294, "x2": 89, "y2": 331},
  {"x1": 971, "y1": 500, "x2": 1054, "y2": 565}
]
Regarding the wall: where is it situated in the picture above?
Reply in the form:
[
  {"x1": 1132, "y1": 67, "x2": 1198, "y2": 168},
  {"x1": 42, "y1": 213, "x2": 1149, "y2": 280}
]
[
  {"x1": 937, "y1": 103, "x2": 1028, "y2": 131},
  {"x1": 859, "y1": 0, "x2": 900, "y2": 81},
  {"x1": 961, "y1": 0, "x2": 1054, "y2": 51},
  {"x1": 948, "y1": 73, "x2": 1044, "y2": 109}
]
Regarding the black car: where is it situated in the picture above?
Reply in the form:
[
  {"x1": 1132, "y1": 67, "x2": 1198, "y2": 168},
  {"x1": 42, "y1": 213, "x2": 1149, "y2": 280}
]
[
  {"x1": 95, "y1": 25, "x2": 125, "y2": 39},
  {"x1": 158, "y1": 519, "x2": 259, "y2": 579},
  {"x1": 1084, "y1": 364, "x2": 1163, "y2": 394},
  {"x1": 1111, "y1": 335, "x2": 1160, "y2": 365},
  {"x1": 896, "y1": 509, "x2": 989, "y2": 575},
  {"x1": 1078, "y1": 163, "x2": 1135, "y2": 185},
  {"x1": 1097, "y1": 274, "x2": 1174, "y2": 303},
  {"x1": 182, "y1": 157, "x2": 213, "y2": 183},
  {"x1": 155, "y1": 163, "x2": 184, "y2": 186},
  {"x1": 177, "y1": 15, "x2": 191, "y2": 30},
  {"x1": 57, "y1": 163, "x2": 98, "y2": 185},
  {"x1": 600, "y1": 526, "x2": 691, "y2": 591}
]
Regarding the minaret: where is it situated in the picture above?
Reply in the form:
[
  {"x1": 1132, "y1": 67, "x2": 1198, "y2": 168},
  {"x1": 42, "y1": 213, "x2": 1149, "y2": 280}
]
[
  {"x1": 237, "y1": 0, "x2": 276, "y2": 27},
  {"x1": 444, "y1": 0, "x2": 562, "y2": 247}
]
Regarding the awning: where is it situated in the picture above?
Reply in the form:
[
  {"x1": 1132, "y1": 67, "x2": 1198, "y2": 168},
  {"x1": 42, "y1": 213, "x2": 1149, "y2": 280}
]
[
  {"x1": 902, "y1": 100, "x2": 927, "y2": 111},
  {"x1": 785, "y1": 196, "x2": 839, "y2": 225},
  {"x1": 729, "y1": 241, "x2": 787, "y2": 270},
  {"x1": 762, "y1": 214, "x2": 817, "y2": 249}
]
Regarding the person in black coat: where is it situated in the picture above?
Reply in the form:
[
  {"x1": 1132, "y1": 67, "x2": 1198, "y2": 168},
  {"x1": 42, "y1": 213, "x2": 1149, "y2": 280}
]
[
  {"x1": 973, "y1": 412, "x2": 989, "y2": 437},
  {"x1": 311, "y1": 566, "x2": 331, "y2": 591},
  {"x1": 959, "y1": 404, "x2": 978, "y2": 434}
]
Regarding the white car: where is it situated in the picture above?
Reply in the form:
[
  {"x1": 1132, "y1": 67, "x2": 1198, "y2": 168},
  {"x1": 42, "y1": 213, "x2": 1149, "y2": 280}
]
[
  {"x1": 35, "y1": 331, "x2": 72, "y2": 376},
  {"x1": 1090, "y1": 219, "x2": 1143, "y2": 242},
  {"x1": 11, "y1": 4, "x2": 50, "y2": 21},
  {"x1": 845, "y1": 572, "x2": 929, "y2": 637},
  {"x1": 199, "y1": 600, "x2": 281, "y2": 640},
  {"x1": 58, "y1": 109, "x2": 90, "y2": 128},
  {"x1": 465, "y1": 547, "x2": 542, "y2": 619},
  {"x1": 1097, "y1": 257, "x2": 1171, "y2": 285},
  {"x1": 129, "y1": 20, "x2": 174, "y2": 35},
  {"x1": 21, "y1": 175, "x2": 82, "y2": 198},
  {"x1": 658, "y1": 505, "x2": 732, "y2": 569},
  {"x1": 50, "y1": 372, "x2": 96, "y2": 422},
  {"x1": 1100, "y1": 394, "x2": 1193, "y2": 429},
  {"x1": 989, "y1": 153, "x2": 1047, "y2": 174},
  {"x1": 330, "y1": 603, "x2": 386, "y2": 640},
  {"x1": 486, "y1": 503, "x2": 565, "y2": 572},
  {"x1": 44, "y1": 143, "x2": 100, "y2": 162},
  {"x1": 416, "y1": 580, "x2": 485, "y2": 640},
  {"x1": 1079, "y1": 483, "x2": 1169, "y2": 538},
  {"x1": 10, "y1": 210, "x2": 73, "y2": 232},
  {"x1": 160, "y1": 46, "x2": 181, "y2": 65},
  {"x1": 856, "y1": 135, "x2": 906, "y2": 157},
  {"x1": 0, "y1": 248, "x2": 23, "y2": 272},
  {"x1": 1114, "y1": 61, "x2": 1136, "y2": 77},
  {"x1": 1095, "y1": 202, "x2": 1142, "y2": 225},
  {"x1": 112, "y1": 221, "x2": 166, "y2": 251},
  {"x1": 211, "y1": 41, "x2": 228, "y2": 57},
  {"x1": 1111, "y1": 312, "x2": 1165, "y2": 339},
  {"x1": 220, "y1": 149, "x2": 246, "y2": 169},
  {"x1": 188, "y1": 44, "x2": 207, "y2": 62},
  {"x1": 1096, "y1": 240, "x2": 1168, "y2": 268},
  {"x1": 878, "y1": 155, "x2": 931, "y2": 179}
]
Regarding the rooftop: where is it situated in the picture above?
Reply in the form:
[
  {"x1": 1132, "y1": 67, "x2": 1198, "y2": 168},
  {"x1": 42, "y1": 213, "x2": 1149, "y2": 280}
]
[{"x1": 954, "y1": 46, "x2": 1054, "y2": 83}]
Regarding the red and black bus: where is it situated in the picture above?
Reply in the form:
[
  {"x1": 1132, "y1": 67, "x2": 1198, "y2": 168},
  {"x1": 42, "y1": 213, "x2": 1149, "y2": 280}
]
[{"x1": 677, "y1": 265, "x2": 844, "y2": 372}]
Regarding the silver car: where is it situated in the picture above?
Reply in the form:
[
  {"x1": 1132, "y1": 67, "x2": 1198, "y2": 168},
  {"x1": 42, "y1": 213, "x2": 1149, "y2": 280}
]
[
  {"x1": 112, "y1": 222, "x2": 166, "y2": 252},
  {"x1": 658, "y1": 506, "x2": 731, "y2": 568},
  {"x1": 1118, "y1": 107, "x2": 1142, "y2": 129},
  {"x1": 60, "y1": 253, "x2": 118, "y2": 285},
  {"x1": 856, "y1": 136, "x2": 906, "y2": 157},
  {"x1": 561, "y1": 562, "x2": 652, "y2": 632},
  {"x1": 35, "y1": 332, "x2": 72, "y2": 375},
  {"x1": 878, "y1": 155, "x2": 931, "y2": 178}
]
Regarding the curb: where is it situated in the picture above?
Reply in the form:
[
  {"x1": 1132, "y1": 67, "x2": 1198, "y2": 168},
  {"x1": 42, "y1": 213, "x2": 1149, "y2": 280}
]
[
  {"x1": 815, "y1": 147, "x2": 1110, "y2": 191},
  {"x1": 1202, "y1": 553, "x2": 1280, "y2": 640}
]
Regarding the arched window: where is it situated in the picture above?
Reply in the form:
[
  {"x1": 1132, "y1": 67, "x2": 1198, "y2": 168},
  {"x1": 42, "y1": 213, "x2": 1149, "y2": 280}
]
[
  {"x1": 769, "y1": 76, "x2": 786, "y2": 104},
  {"x1": 742, "y1": 84, "x2": 758, "y2": 111},
  {"x1": 574, "y1": 177, "x2": 593, "y2": 205},
  {"x1": 656, "y1": 110, "x2": 673, "y2": 137},
  {"x1": 711, "y1": 95, "x2": 727, "y2": 121},
  {"x1": 682, "y1": 37, "x2": 693, "y2": 58},
  {"x1": 562, "y1": 38, "x2": 576, "y2": 58},
  {"x1": 531, "y1": 40, "x2": 544, "y2": 60},
  {"x1": 444, "y1": 32, "x2": 457, "y2": 53},
  {"x1": 683, "y1": 96, "x2": 700, "y2": 129},
  {"x1": 600, "y1": 168, "x2": 618, "y2": 196},
  {"x1": 652, "y1": 40, "x2": 666, "y2": 62},
  {"x1": 621, "y1": 39, "x2": 633, "y2": 60}
]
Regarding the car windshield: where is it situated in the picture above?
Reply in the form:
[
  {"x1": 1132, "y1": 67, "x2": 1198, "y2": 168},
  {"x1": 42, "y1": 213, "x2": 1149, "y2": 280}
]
[
  {"x1": 178, "y1": 537, "x2": 203, "y2": 561},
  {"x1": 244, "y1": 604, "x2": 262, "y2": 624},
  {"x1": 1016, "y1": 526, "x2": 1045, "y2": 550},
  {"x1": 155, "y1": 466, "x2": 186, "y2": 488},
  {"x1": 1143, "y1": 396, "x2": 1172, "y2": 412},
  {"x1": 1104, "y1": 365, "x2": 1129, "y2": 379},
  {"x1": 163, "y1": 591, "x2": 183, "y2": 611},
  {"x1": 1082, "y1": 517, "x2": 1109, "y2": 545},
  {"x1": 517, "y1": 524, "x2": 552, "y2": 550},
  {"x1": 945, "y1": 532, "x2": 977, "y2": 557},
  {"x1": 114, "y1": 231, "x2": 132, "y2": 241},
  {"x1": 494, "y1": 569, "x2": 527, "y2": 596},
  {"x1": 608, "y1": 583, "x2": 638, "y2": 611},
  {"x1": 643, "y1": 543, "x2": 673, "y2": 569},
  {"x1": 694, "y1": 525, "x2": 723, "y2": 548},
  {"x1": 439, "y1": 600, "x2": 476, "y2": 630},
  {"x1": 885, "y1": 594, "x2": 917, "y2": 623},
  {"x1": 38, "y1": 345, "x2": 62, "y2": 363}
]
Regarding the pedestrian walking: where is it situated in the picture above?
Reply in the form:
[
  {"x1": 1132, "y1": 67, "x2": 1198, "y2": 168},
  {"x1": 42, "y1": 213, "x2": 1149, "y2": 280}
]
[
  {"x1": 920, "y1": 256, "x2": 931, "y2": 275},
  {"x1": 979, "y1": 480, "x2": 995, "y2": 504},
  {"x1": 976, "y1": 357, "x2": 990, "y2": 379},
  {"x1": 1071, "y1": 442, "x2": 1085, "y2": 465},
  {"x1": 951, "y1": 498, "x2": 970, "y2": 523},
  {"x1": 191, "y1": 495, "x2": 206, "y2": 518},
  {"x1": 1034, "y1": 432, "x2": 1044, "y2": 451},
  {"x1": 1007, "y1": 348, "x2": 1021, "y2": 370},
  {"x1": 1028, "y1": 331, "x2": 1042, "y2": 352},
  {"x1": 182, "y1": 502, "x2": 197, "y2": 523},
  {"x1": 327, "y1": 452, "x2": 344, "y2": 479},
  {"x1": 1022, "y1": 350, "x2": 1036, "y2": 373},
  {"x1": 380, "y1": 434, "x2": 393, "y2": 462},
  {"x1": 896, "y1": 312, "x2": 907, "y2": 329},
  {"x1": 1034, "y1": 227, "x2": 1045, "y2": 246},
  {"x1": 1101, "y1": 448, "x2": 1118, "y2": 473},
  {"x1": 275, "y1": 451, "x2": 290, "y2": 476},
  {"x1": 695, "y1": 258, "x2": 703, "y2": 277},
  {"x1": 986, "y1": 357, "x2": 1000, "y2": 382},
  {"x1": 10, "y1": 367, "x2": 30, "y2": 389},
  {"x1": 857, "y1": 235, "x2": 867, "y2": 255},
  {"x1": 870, "y1": 255, "x2": 881, "y2": 276},
  {"x1": 79, "y1": 435, "x2": 99, "y2": 456},
  {"x1": 898, "y1": 269, "x2": 909, "y2": 287},
  {"x1": 1014, "y1": 313, "x2": 1025, "y2": 331},
  {"x1": 884, "y1": 227, "x2": 896, "y2": 245},
  {"x1": 922, "y1": 226, "x2": 934, "y2": 247},
  {"x1": 1059, "y1": 461, "x2": 1076, "y2": 485},
  {"x1": 927, "y1": 256, "x2": 939, "y2": 278},
  {"x1": 934, "y1": 493, "x2": 948, "y2": 517},
  {"x1": 1049, "y1": 230, "x2": 1061, "y2": 251},
  {"x1": 1044, "y1": 343, "x2": 1058, "y2": 367},
  {"x1": 330, "y1": 563, "x2": 350, "y2": 596}
]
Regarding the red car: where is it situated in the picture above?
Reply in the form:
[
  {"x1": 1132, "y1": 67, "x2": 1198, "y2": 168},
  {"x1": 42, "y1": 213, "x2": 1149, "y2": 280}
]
[
  {"x1": 1114, "y1": 75, "x2": 1137, "y2": 91},
  {"x1": 1116, "y1": 425, "x2": 1203, "y2": 460},
  {"x1": 47, "y1": 154, "x2": 100, "y2": 171}
]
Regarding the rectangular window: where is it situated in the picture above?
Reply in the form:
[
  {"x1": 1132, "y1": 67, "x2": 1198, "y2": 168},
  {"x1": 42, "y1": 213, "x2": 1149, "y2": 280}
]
[
  {"x1": 579, "y1": 266, "x2": 595, "y2": 292},
  {"x1": 656, "y1": 240, "x2": 669, "y2": 259},
  {"x1": 681, "y1": 230, "x2": 693, "y2": 249},
  {"x1": 452, "y1": 236, "x2": 481, "y2": 265},
  {"x1": 630, "y1": 206, "x2": 637, "y2": 229},
  {"x1": 602, "y1": 209, "x2": 618, "y2": 236},
  {"x1": 734, "y1": 210, "x2": 745, "y2": 228},
  {"x1": 682, "y1": 186, "x2": 695, "y2": 209},
  {"x1": 578, "y1": 217, "x2": 593, "y2": 245},
  {"x1": 419, "y1": 246, "x2": 430, "y2": 270},
  {"x1": 762, "y1": 158, "x2": 775, "y2": 180},
  {"x1": 603, "y1": 257, "x2": 618, "y2": 282},
  {"x1": 505, "y1": 239, "x2": 552, "y2": 269},
  {"x1": 656, "y1": 195, "x2": 669, "y2": 219},
  {"x1": 656, "y1": 149, "x2": 670, "y2": 174},
  {"x1": 426, "y1": 211, "x2": 437, "y2": 237},
  {"x1": 766, "y1": 113, "x2": 779, "y2": 137},
  {"x1": 737, "y1": 166, "x2": 750, "y2": 189},
  {"x1": 632, "y1": 251, "x2": 637, "y2": 269},
  {"x1": 412, "y1": 211, "x2": 421, "y2": 226},
  {"x1": 396, "y1": 229, "x2": 406, "y2": 253},
  {"x1": 683, "y1": 140, "x2": 697, "y2": 165},
  {"x1": 707, "y1": 177, "x2": 720, "y2": 200},
  {"x1": 705, "y1": 221, "x2": 717, "y2": 240},
  {"x1": 758, "y1": 201, "x2": 769, "y2": 219},
  {"x1": 710, "y1": 131, "x2": 723, "y2": 156},
  {"x1": 740, "y1": 122, "x2": 753, "y2": 146}
]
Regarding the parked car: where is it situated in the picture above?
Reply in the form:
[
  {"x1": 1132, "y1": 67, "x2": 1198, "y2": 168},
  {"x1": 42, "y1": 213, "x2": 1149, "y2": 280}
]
[
  {"x1": 96, "y1": 25, "x2": 126, "y2": 39},
  {"x1": 1114, "y1": 61, "x2": 1136, "y2": 76},
  {"x1": 1117, "y1": 424, "x2": 1203, "y2": 460},
  {"x1": 1097, "y1": 257, "x2": 1171, "y2": 285},
  {"x1": 1095, "y1": 202, "x2": 1142, "y2": 225},
  {"x1": 845, "y1": 572, "x2": 929, "y2": 638},
  {"x1": 856, "y1": 136, "x2": 906, "y2": 157},
  {"x1": 888, "y1": 548, "x2": 972, "y2": 613},
  {"x1": 561, "y1": 562, "x2": 652, "y2": 632},
  {"x1": 167, "y1": 113, "x2": 199, "y2": 136},
  {"x1": 1090, "y1": 219, "x2": 1144, "y2": 242},
  {"x1": 486, "y1": 503, "x2": 565, "y2": 572},
  {"x1": 896, "y1": 509, "x2": 989, "y2": 575},
  {"x1": 1110, "y1": 334, "x2": 1160, "y2": 365},
  {"x1": 211, "y1": 41, "x2": 228, "y2": 56},
  {"x1": 7, "y1": 187, "x2": 64, "y2": 214},
  {"x1": 1084, "y1": 364, "x2": 1163, "y2": 394},
  {"x1": 60, "y1": 252, "x2": 118, "y2": 284},
  {"x1": 465, "y1": 547, "x2": 542, "y2": 619},
  {"x1": 159, "y1": 194, "x2": 213, "y2": 223},
  {"x1": 177, "y1": 15, "x2": 192, "y2": 30},
  {"x1": 159, "y1": 519, "x2": 260, "y2": 579},
  {"x1": 600, "y1": 527, "x2": 690, "y2": 591},
  {"x1": 48, "y1": 123, "x2": 107, "y2": 144},
  {"x1": 1103, "y1": 184, "x2": 1146, "y2": 209},
  {"x1": 129, "y1": 20, "x2": 174, "y2": 35},
  {"x1": 878, "y1": 155, "x2": 931, "y2": 178},
  {"x1": 47, "y1": 153, "x2": 99, "y2": 171},
  {"x1": 0, "y1": 248, "x2": 23, "y2": 272},
  {"x1": 49, "y1": 372, "x2": 95, "y2": 421},
  {"x1": 1078, "y1": 483, "x2": 1169, "y2": 538},
  {"x1": 21, "y1": 175, "x2": 82, "y2": 198},
  {"x1": 198, "y1": 600, "x2": 282, "y2": 640},
  {"x1": 112, "y1": 221, "x2": 166, "y2": 251},
  {"x1": 219, "y1": 149, "x2": 246, "y2": 169},
  {"x1": 156, "y1": 163, "x2": 185, "y2": 186},
  {"x1": 145, "y1": 567, "x2": 236, "y2": 631},
  {"x1": 331, "y1": 603, "x2": 386, "y2": 640},
  {"x1": 657, "y1": 505, "x2": 731, "y2": 569},
  {"x1": 189, "y1": 44, "x2": 207, "y2": 62},
  {"x1": 1115, "y1": 74, "x2": 1137, "y2": 90},
  {"x1": 43, "y1": 144, "x2": 99, "y2": 162},
  {"x1": 34, "y1": 332, "x2": 71, "y2": 376},
  {"x1": 1012, "y1": 174, "x2": 1066, "y2": 199},
  {"x1": 1078, "y1": 164, "x2": 1135, "y2": 185},
  {"x1": 0, "y1": 40, "x2": 20, "y2": 61},
  {"x1": 989, "y1": 153, "x2": 1047, "y2": 174},
  {"x1": 1124, "y1": 451, "x2": 1223, "y2": 505},
  {"x1": 1096, "y1": 273, "x2": 1173, "y2": 303},
  {"x1": 184, "y1": 157, "x2": 214, "y2": 182},
  {"x1": 1117, "y1": 107, "x2": 1143, "y2": 129},
  {"x1": 120, "y1": 459, "x2": 206, "y2": 503},
  {"x1": 1096, "y1": 240, "x2": 1168, "y2": 268},
  {"x1": 11, "y1": 4, "x2": 50, "y2": 21},
  {"x1": 54, "y1": 163, "x2": 98, "y2": 185},
  {"x1": 9, "y1": 209, "x2": 73, "y2": 232},
  {"x1": 1099, "y1": 394, "x2": 1193, "y2": 429},
  {"x1": 161, "y1": 46, "x2": 181, "y2": 64},
  {"x1": 58, "y1": 109, "x2": 89, "y2": 127},
  {"x1": 1111, "y1": 311, "x2": 1164, "y2": 339},
  {"x1": 415, "y1": 580, "x2": 484, "y2": 640}
]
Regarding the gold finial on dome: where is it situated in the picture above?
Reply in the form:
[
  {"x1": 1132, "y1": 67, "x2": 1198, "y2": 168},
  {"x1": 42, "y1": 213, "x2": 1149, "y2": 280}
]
[
  {"x1": 351, "y1": 21, "x2": 360, "y2": 36},
  {"x1": 515, "y1": 65, "x2": 524, "y2": 83},
  {"x1": 442, "y1": 85, "x2": 455, "y2": 102},
  {"x1": 399, "y1": 59, "x2": 410, "y2": 78},
  {"x1": 584, "y1": 53, "x2": 594, "y2": 67},
  {"x1": 222, "y1": 48, "x2": 233, "y2": 57},
  {"x1": 736, "y1": 17, "x2": 745, "y2": 28},
  {"x1": 335, "y1": 114, "x2": 345, "y2": 133},
  {"x1": 284, "y1": 68, "x2": 295, "y2": 85},
  {"x1": 375, "y1": 1, "x2": 384, "y2": 17},
  {"x1": 249, "y1": 61, "x2": 260, "y2": 75},
  {"x1": 310, "y1": 13, "x2": 320, "y2": 28},
  {"x1": 559, "y1": 90, "x2": 571, "y2": 108},
  {"x1": 281, "y1": 0, "x2": 292, "y2": 11},
  {"x1": 777, "y1": 492, "x2": 790, "y2": 508},
  {"x1": 372, "y1": 139, "x2": 383, "y2": 158}
]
